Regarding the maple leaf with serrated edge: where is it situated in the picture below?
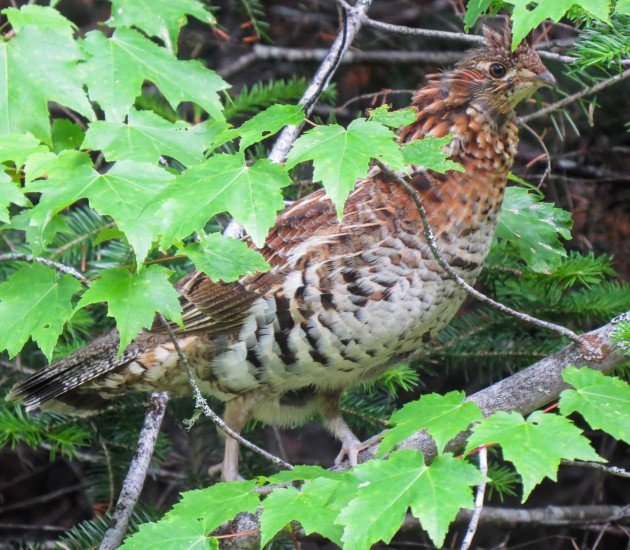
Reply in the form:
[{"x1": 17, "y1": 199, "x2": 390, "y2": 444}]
[
  {"x1": 27, "y1": 151, "x2": 174, "y2": 266},
  {"x1": 155, "y1": 152, "x2": 291, "y2": 248},
  {"x1": 464, "y1": 0, "x2": 611, "y2": 48},
  {"x1": 466, "y1": 411, "x2": 603, "y2": 500},
  {"x1": 80, "y1": 27, "x2": 228, "y2": 122},
  {"x1": 266, "y1": 464, "x2": 341, "y2": 483},
  {"x1": 107, "y1": 0, "x2": 215, "y2": 54},
  {"x1": 75, "y1": 266, "x2": 182, "y2": 354},
  {"x1": 285, "y1": 118, "x2": 404, "y2": 217},
  {"x1": 165, "y1": 480, "x2": 260, "y2": 532},
  {"x1": 261, "y1": 477, "x2": 345, "y2": 546},
  {"x1": 0, "y1": 133, "x2": 46, "y2": 167},
  {"x1": 180, "y1": 234, "x2": 269, "y2": 283},
  {"x1": 0, "y1": 171, "x2": 30, "y2": 223},
  {"x1": 368, "y1": 105, "x2": 417, "y2": 128},
  {"x1": 0, "y1": 9, "x2": 94, "y2": 144},
  {"x1": 378, "y1": 391, "x2": 483, "y2": 456},
  {"x1": 337, "y1": 451, "x2": 483, "y2": 549},
  {"x1": 401, "y1": 136, "x2": 464, "y2": 173},
  {"x1": 0, "y1": 263, "x2": 81, "y2": 361},
  {"x1": 237, "y1": 103, "x2": 304, "y2": 150},
  {"x1": 496, "y1": 186, "x2": 572, "y2": 273},
  {"x1": 120, "y1": 516, "x2": 217, "y2": 550},
  {"x1": 559, "y1": 366, "x2": 630, "y2": 444},
  {"x1": 82, "y1": 109, "x2": 213, "y2": 166}
]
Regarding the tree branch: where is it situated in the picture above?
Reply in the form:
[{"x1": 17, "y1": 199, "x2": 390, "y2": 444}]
[
  {"x1": 224, "y1": 0, "x2": 373, "y2": 239},
  {"x1": 350, "y1": 312, "x2": 628, "y2": 466},
  {"x1": 267, "y1": 0, "x2": 373, "y2": 164},
  {"x1": 99, "y1": 391, "x2": 169, "y2": 550},
  {"x1": 519, "y1": 67, "x2": 630, "y2": 123},
  {"x1": 0, "y1": 253, "x2": 89, "y2": 285}
]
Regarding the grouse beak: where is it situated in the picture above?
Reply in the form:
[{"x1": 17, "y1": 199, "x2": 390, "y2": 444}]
[{"x1": 536, "y1": 70, "x2": 557, "y2": 88}]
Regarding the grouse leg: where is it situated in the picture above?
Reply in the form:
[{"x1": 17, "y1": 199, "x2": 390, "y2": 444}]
[
  {"x1": 221, "y1": 393, "x2": 263, "y2": 481},
  {"x1": 319, "y1": 395, "x2": 363, "y2": 467}
]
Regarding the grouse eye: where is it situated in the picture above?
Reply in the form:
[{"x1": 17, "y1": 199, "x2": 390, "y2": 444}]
[{"x1": 489, "y1": 63, "x2": 507, "y2": 78}]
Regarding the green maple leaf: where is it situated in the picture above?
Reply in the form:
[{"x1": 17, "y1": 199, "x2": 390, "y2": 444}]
[
  {"x1": 181, "y1": 233, "x2": 270, "y2": 283},
  {"x1": 4, "y1": 4, "x2": 76, "y2": 35},
  {"x1": 368, "y1": 105, "x2": 417, "y2": 128},
  {"x1": 560, "y1": 366, "x2": 630, "y2": 444},
  {"x1": 51, "y1": 120, "x2": 85, "y2": 153},
  {"x1": 155, "y1": 152, "x2": 291, "y2": 248},
  {"x1": 261, "y1": 477, "x2": 344, "y2": 546},
  {"x1": 401, "y1": 136, "x2": 464, "y2": 173},
  {"x1": 617, "y1": 0, "x2": 630, "y2": 14},
  {"x1": 496, "y1": 186, "x2": 572, "y2": 273},
  {"x1": 466, "y1": 411, "x2": 602, "y2": 500},
  {"x1": 76, "y1": 266, "x2": 182, "y2": 354},
  {"x1": 338, "y1": 451, "x2": 483, "y2": 548},
  {"x1": 80, "y1": 27, "x2": 228, "y2": 122},
  {"x1": 82, "y1": 108, "x2": 210, "y2": 166},
  {"x1": 0, "y1": 133, "x2": 46, "y2": 167},
  {"x1": 508, "y1": 0, "x2": 610, "y2": 47},
  {"x1": 266, "y1": 464, "x2": 341, "y2": 483},
  {"x1": 0, "y1": 263, "x2": 82, "y2": 360},
  {"x1": 166, "y1": 480, "x2": 260, "y2": 532},
  {"x1": 0, "y1": 170, "x2": 30, "y2": 222},
  {"x1": 378, "y1": 392, "x2": 483, "y2": 456},
  {"x1": 121, "y1": 516, "x2": 217, "y2": 550},
  {"x1": 464, "y1": 0, "x2": 611, "y2": 47},
  {"x1": 236, "y1": 104, "x2": 304, "y2": 150},
  {"x1": 0, "y1": 8, "x2": 94, "y2": 144},
  {"x1": 108, "y1": 0, "x2": 215, "y2": 54},
  {"x1": 285, "y1": 118, "x2": 403, "y2": 217},
  {"x1": 28, "y1": 151, "x2": 174, "y2": 265}
]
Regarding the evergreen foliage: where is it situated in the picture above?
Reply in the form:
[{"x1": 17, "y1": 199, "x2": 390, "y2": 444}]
[{"x1": 0, "y1": 0, "x2": 627, "y2": 548}]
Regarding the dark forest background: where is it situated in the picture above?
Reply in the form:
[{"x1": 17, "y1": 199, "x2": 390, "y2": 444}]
[{"x1": 0, "y1": 1, "x2": 628, "y2": 549}]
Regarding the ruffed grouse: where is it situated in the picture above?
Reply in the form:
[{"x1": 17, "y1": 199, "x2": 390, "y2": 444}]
[{"x1": 9, "y1": 27, "x2": 555, "y2": 480}]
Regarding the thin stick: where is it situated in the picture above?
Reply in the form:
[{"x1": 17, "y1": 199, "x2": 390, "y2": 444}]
[
  {"x1": 0, "y1": 253, "x2": 89, "y2": 284},
  {"x1": 460, "y1": 447, "x2": 488, "y2": 550},
  {"x1": 561, "y1": 460, "x2": 630, "y2": 480},
  {"x1": 520, "y1": 122, "x2": 552, "y2": 187},
  {"x1": 375, "y1": 161, "x2": 582, "y2": 345},
  {"x1": 520, "y1": 68, "x2": 630, "y2": 123},
  {"x1": 99, "y1": 391, "x2": 169, "y2": 550},
  {"x1": 268, "y1": 0, "x2": 373, "y2": 164},
  {"x1": 225, "y1": 0, "x2": 373, "y2": 238},
  {"x1": 157, "y1": 315, "x2": 293, "y2": 472}
]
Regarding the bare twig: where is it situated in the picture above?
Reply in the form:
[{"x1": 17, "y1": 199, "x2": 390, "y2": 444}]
[
  {"x1": 0, "y1": 253, "x2": 89, "y2": 284},
  {"x1": 520, "y1": 122, "x2": 552, "y2": 187},
  {"x1": 157, "y1": 315, "x2": 293, "y2": 472},
  {"x1": 268, "y1": 0, "x2": 373, "y2": 164},
  {"x1": 0, "y1": 484, "x2": 83, "y2": 515},
  {"x1": 99, "y1": 392, "x2": 169, "y2": 550},
  {"x1": 402, "y1": 505, "x2": 630, "y2": 530},
  {"x1": 460, "y1": 447, "x2": 488, "y2": 550},
  {"x1": 225, "y1": 0, "x2": 373, "y2": 239},
  {"x1": 561, "y1": 460, "x2": 630, "y2": 480},
  {"x1": 252, "y1": 44, "x2": 462, "y2": 66},
  {"x1": 375, "y1": 161, "x2": 582, "y2": 345},
  {"x1": 520, "y1": 68, "x2": 630, "y2": 123}
]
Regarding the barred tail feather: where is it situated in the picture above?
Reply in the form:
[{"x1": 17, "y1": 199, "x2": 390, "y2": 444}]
[{"x1": 6, "y1": 331, "x2": 141, "y2": 413}]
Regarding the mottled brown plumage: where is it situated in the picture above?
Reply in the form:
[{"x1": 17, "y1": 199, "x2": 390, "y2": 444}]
[{"x1": 9, "y1": 27, "x2": 555, "y2": 480}]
